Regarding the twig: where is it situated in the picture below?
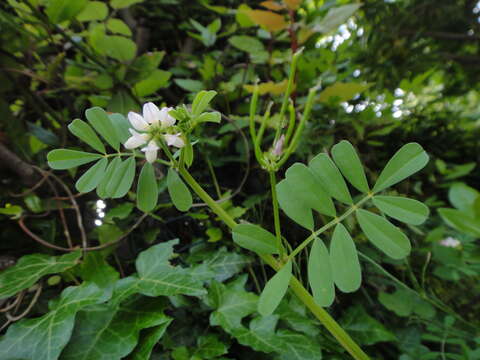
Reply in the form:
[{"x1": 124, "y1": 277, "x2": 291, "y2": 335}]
[{"x1": 6, "y1": 284, "x2": 42, "y2": 322}]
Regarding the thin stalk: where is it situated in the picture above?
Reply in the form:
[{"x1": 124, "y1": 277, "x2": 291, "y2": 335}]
[
  {"x1": 284, "y1": 101, "x2": 296, "y2": 145},
  {"x1": 176, "y1": 165, "x2": 370, "y2": 360},
  {"x1": 249, "y1": 85, "x2": 260, "y2": 143},
  {"x1": 288, "y1": 195, "x2": 372, "y2": 261},
  {"x1": 269, "y1": 171, "x2": 284, "y2": 257}
]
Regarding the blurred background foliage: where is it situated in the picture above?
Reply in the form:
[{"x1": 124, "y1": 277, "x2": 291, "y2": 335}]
[{"x1": 0, "y1": 0, "x2": 479, "y2": 359}]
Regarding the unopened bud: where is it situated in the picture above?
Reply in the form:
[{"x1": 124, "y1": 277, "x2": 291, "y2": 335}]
[{"x1": 272, "y1": 134, "x2": 285, "y2": 157}]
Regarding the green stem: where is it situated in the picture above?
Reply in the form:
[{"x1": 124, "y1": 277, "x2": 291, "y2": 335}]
[
  {"x1": 176, "y1": 166, "x2": 370, "y2": 360},
  {"x1": 288, "y1": 195, "x2": 372, "y2": 261},
  {"x1": 269, "y1": 171, "x2": 284, "y2": 257}
]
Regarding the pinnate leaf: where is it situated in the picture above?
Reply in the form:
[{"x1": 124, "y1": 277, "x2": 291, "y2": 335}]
[
  {"x1": 137, "y1": 162, "x2": 158, "y2": 212},
  {"x1": 356, "y1": 209, "x2": 411, "y2": 259},
  {"x1": 308, "y1": 238, "x2": 335, "y2": 306},
  {"x1": 47, "y1": 149, "x2": 103, "y2": 170},
  {"x1": 85, "y1": 107, "x2": 120, "y2": 151},
  {"x1": 75, "y1": 158, "x2": 108, "y2": 193},
  {"x1": 68, "y1": 119, "x2": 105, "y2": 153},
  {"x1": 373, "y1": 143, "x2": 429, "y2": 192},
  {"x1": 258, "y1": 260, "x2": 292, "y2": 316},
  {"x1": 232, "y1": 223, "x2": 279, "y2": 255},
  {"x1": 373, "y1": 195, "x2": 429, "y2": 225},
  {"x1": 192, "y1": 90, "x2": 217, "y2": 116},
  {"x1": 332, "y1": 140, "x2": 369, "y2": 193},
  {"x1": 167, "y1": 168, "x2": 192, "y2": 212}
]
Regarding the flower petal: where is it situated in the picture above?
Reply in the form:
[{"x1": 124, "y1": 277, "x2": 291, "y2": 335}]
[
  {"x1": 128, "y1": 111, "x2": 149, "y2": 131},
  {"x1": 124, "y1": 130, "x2": 150, "y2": 149},
  {"x1": 164, "y1": 133, "x2": 185, "y2": 148},
  {"x1": 159, "y1": 107, "x2": 176, "y2": 128},
  {"x1": 143, "y1": 102, "x2": 161, "y2": 125},
  {"x1": 141, "y1": 140, "x2": 160, "y2": 163}
]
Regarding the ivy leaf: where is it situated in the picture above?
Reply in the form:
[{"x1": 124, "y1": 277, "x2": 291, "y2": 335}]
[
  {"x1": 121, "y1": 239, "x2": 206, "y2": 298},
  {"x1": 68, "y1": 119, "x2": 106, "y2": 153},
  {"x1": 47, "y1": 149, "x2": 103, "y2": 170},
  {"x1": 85, "y1": 107, "x2": 120, "y2": 151},
  {"x1": 130, "y1": 320, "x2": 172, "y2": 360},
  {"x1": 209, "y1": 276, "x2": 258, "y2": 331},
  {"x1": 61, "y1": 296, "x2": 171, "y2": 360},
  {"x1": 202, "y1": 247, "x2": 251, "y2": 282},
  {"x1": 373, "y1": 143, "x2": 429, "y2": 192},
  {"x1": 232, "y1": 223, "x2": 279, "y2": 255},
  {"x1": 373, "y1": 195, "x2": 429, "y2": 225},
  {"x1": 258, "y1": 260, "x2": 292, "y2": 316},
  {"x1": 193, "y1": 334, "x2": 229, "y2": 359},
  {"x1": 331, "y1": 140, "x2": 370, "y2": 193},
  {"x1": 0, "y1": 282, "x2": 108, "y2": 360},
  {"x1": 340, "y1": 305, "x2": 396, "y2": 346},
  {"x1": 137, "y1": 162, "x2": 158, "y2": 212},
  {"x1": 277, "y1": 163, "x2": 336, "y2": 230},
  {"x1": 308, "y1": 238, "x2": 335, "y2": 306},
  {"x1": 75, "y1": 158, "x2": 108, "y2": 193},
  {"x1": 357, "y1": 209, "x2": 411, "y2": 259},
  {"x1": 277, "y1": 329, "x2": 322, "y2": 360},
  {"x1": 167, "y1": 168, "x2": 192, "y2": 212},
  {"x1": 309, "y1": 153, "x2": 353, "y2": 205},
  {"x1": 0, "y1": 251, "x2": 81, "y2": 299},
  {"x1": 330, "y1": 224, "x2": 361, "y2": 293},
  {"x1": 233, "y1": 315, "x2": 280, "y2": 353}
]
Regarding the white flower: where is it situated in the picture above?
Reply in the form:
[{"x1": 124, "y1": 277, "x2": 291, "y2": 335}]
[
  {"x1": 127, "y1": 111, "x2": 150, "y2": 131},
  {"x1": 439, "y1": 237, "x2": 461, "y2": 248},
  {"x1": 159, "y1": 107, "x2": 176, "y2": 128},
  {"x1": 141, "y1": 140, "x2": 160, "y2": 163},
  {"x1": 164, "y1": 133, "x2": 185, "y2": 148},
  {"x1": 124, "y1": 129, "x2": 150, "y2": 149},
  {"x1": 143, "y1": 102, "x2": 161, "y2": 125}
]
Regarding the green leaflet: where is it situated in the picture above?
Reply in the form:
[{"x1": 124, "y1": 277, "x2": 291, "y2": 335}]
[
  {"x1": 61, "y1": 297, "x2": 171, "y2": 360},
  {"x1": 232, "y1": 223, "x2": 279, "y2": 255},
  {"x1": 85, "y1": 107, "x2": 120, "y2": 151},
  {"x1": 192, "y1": 90, "x2": 217, "y2": 116},
  {"x1": 137, "y1": 162, "x2": 158, "y2": 212},
  {"x1": 167, "y1": 168, "x2": 192, "y2": 212},
  {"x1": 75, "y1": 158, "x2": 108, "y2": 193},
  {"x1": 258, "y1": 260, "x2": 292, "y2": 316},
  {"x1": 331, "y1": 140, "x2": 369, "y2": 193},
  {"x1": 277, "y1": 163, "x2": 336, "y2": 230},
  {"x1": 448, "y1": 182, "x2": 479, "y2": 216},
  {"x1": 330, "y1": 223, "x2": 361, "y2": 293},
  {"x1": 106, "y1": 156, "x2": 136, "y2": 198},
  {"x1": 0, "y1": 251, "x2": 81, "y2": 299},
  {"x1": 438, "y1": 208, "x2": 480, "y2": 237},
  {"x1": 356, "y1": 209, "x2": 411, "y2": 259},
  {"x1": 309, "y1": 153, "x2": 353, "y2": 205},
  {"x1": 68, "y1": 119, "x2": 106, "y2": 153},
  {"x1": 373, "y1": 143, "x2": 429, "y2": 192},
  {"x1": 46, "y1": 0, "x2": 88, "y2": 23},
  {"x1": 193, "y1": 334, "x2": 229, "y2": 359},
  {"x1": 109, "y1": 113, "x2": 131, "y2": 144},
  {"x1": 97, "y1": 157, "x2": 120, "y2": 198},
  {"x1": 47, "y1": 149, "x2": 103, "y2": 170},
  {"x1": 373, "y1": 195, "x2": 429, "y2": 225},
  {"x1": 308, "y1": 238, "x2": 335, "y2": 306},
  {"x1": 0, "y1": 282, "x2": 108, "y2": 360},
  {"x1": 115, "y1": 240, "x2": 206, "y2": 299}
]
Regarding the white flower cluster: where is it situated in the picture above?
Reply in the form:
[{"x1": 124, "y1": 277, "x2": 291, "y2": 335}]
[
  {"x1": 124, "y1": 102, "x2": 184, "y2": 163},
  {"x1": 439, "y1": 237, "x2": 461, "y2": 248}
]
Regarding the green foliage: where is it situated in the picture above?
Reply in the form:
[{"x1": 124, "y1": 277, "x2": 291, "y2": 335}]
[
  {"x1": 232, "y1": 223, "x2": 279, "y2": 255},
  {"x1": 258, "y1": 260, "x2": 292, "y2": 316}
]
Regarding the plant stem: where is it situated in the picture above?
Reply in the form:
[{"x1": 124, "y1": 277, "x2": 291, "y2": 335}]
[
  {"x1": 288, "y1": 195, "x2": 372, "y2": 260},
  {"x1": 177, "y1": 166, "x2": 370, "y2": 360},
  {"x1": 269, "y1": 171, "x2": 284, "y2": 257}
]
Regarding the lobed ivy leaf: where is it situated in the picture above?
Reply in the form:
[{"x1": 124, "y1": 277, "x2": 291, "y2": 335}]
[
  {"x1": 0, "y1": 251, "x2": 81, "y2": 299},
  {"x1": 308, "y1": 238, "x2": 335, "y2": 306},
  {"x1": 47, "y1": 149, "x2": 103, "y2": 170},
  {"x1": 373, "y1": 143, "x2": 429, "y2": 192},
  {"x1": 232, "y1": 223, "x2": 279, "y2": 255},
  {"x1": 309, "y1": 153, "x2": 353, "y2": 205},
  {"x1": 373, "y1": 195, "x2": 429, "y2": 225},
  {"x1": 330, "y1": 223, "x2": 362, "y2": 293},
  {"x1": 167, "y1": 168, "x2": 192, "y2": 212},
  {"x1": 130, "y1": 320, "x2": 172, "y2": 360},
  {"x1": 61, "y1": 296, "x2": 171, "y2": 360},
  {"x1": 68, "y1": 119, "x2": 105, "y2": 153},
  {"x1": 0, "y1": 282, "x2": 108, "y2": 360},
  {"x1": 258, "y1": 260, "x2": 292, "y2": 316},
  {"x1": 356, "y1": 209, "x2": 411, "y2": 259}
]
